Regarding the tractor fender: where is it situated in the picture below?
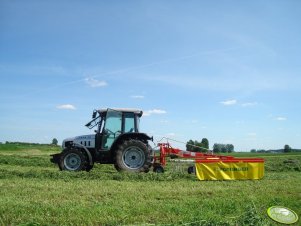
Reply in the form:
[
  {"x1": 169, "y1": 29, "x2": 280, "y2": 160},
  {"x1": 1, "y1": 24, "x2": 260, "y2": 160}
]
[
  {"x1": 73, "y1": 143, "x2": 94, "y2": 166},
  {"x1": 111, "y1": 133, "x2": 153, "y2": 151}
]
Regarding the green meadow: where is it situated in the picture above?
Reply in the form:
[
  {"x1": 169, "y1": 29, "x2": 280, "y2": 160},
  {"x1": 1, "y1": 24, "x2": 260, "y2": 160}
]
[{"x1": 0, "y1": 143, "x2": 300, "y2": 225}]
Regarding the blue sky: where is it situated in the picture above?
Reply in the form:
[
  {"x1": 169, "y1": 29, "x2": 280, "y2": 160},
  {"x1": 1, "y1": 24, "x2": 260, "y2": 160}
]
[{"x1": 1, "y1": 0, "x2": 300, "y2": 151}]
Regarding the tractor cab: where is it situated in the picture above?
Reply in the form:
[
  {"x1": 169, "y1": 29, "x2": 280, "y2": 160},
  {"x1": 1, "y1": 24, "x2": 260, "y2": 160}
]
[{"x1": 86, "y1": 108, "x2": 143, "y2": 151}]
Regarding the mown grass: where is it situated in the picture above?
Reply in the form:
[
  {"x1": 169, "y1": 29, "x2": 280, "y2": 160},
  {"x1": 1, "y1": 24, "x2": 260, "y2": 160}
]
[{"x1": 0, "y1": 144, "x2": 300, "y2": 225}]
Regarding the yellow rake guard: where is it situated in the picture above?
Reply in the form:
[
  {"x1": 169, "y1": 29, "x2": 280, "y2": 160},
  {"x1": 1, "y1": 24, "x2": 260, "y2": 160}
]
[{"x1": 195, "y1": 159, "x2": 264, "y2": 180}]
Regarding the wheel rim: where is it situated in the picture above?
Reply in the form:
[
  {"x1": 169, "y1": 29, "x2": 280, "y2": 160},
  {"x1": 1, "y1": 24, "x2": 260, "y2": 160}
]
[
  {"x1": 64, "y1": 153, "x2": 81, "y2": 170},
  {"x1": 122, "y1": 146, "x2": 145, "y2": 169}
]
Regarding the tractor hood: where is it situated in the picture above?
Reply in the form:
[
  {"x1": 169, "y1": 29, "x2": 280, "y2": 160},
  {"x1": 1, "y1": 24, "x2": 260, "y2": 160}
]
[{"x1": 62, "y1": 134, "x2": 95, "y2": 149}]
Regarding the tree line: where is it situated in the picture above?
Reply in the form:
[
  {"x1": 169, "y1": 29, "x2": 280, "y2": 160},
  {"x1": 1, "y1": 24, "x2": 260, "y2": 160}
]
[
  {"x1": 186, "y1": 138, "x2": 209, "y2": 152},
  {"x1": 3, "y1": 138, "x2": 59, "y2": 146},
  {"x1": 250, "y1": 144, "x2": 301, "y2": 153},
  {"x1": 186, "y1": 138, "x2": 234, "y2": 153},
  {"x1": 213, "y1": 143, "x2": 234, "y2": 153}
]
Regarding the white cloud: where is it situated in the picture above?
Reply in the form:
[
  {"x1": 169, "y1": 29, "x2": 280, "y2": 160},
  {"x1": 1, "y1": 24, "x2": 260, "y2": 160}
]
[
  {"x1": 235, "y1": 120, "x2": 245, "y2": 124},
  {"x1": 144, "y1": 109, "x2": 167, "y2": 116},
  {"x1": 85, "y1": 77, "x2": 107, "y2": 88},
  {"x1": 220, "y1": 99, "x2": 237, "y2": 106},
  {"x1": 160, "y1": 120, "x2": 169, "y2": 124},
  {"x1": 130, "y1": 95, "x2": 145, "y2": 99},
  {"x1": 242, "y1": 102, "x2": 258, "y2": 107},
  {"x1": 248, "y1": 132, "x2": 257, "y2": 137},
  {"x1": 166, "y1": 132, "x2": 176, "y2": 137},
  {"x1": 276, "y1": 117, "x2": 287, "y2": 121},
  {"x1": 56, "y1": 104, "x2": 76, "y2": 110},
  {"x1": 132, "y1": 65, "x2": 301, "y2": 92}
]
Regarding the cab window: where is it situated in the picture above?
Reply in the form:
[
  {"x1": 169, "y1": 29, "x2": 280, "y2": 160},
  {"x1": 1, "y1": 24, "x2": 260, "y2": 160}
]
[{"x1": 124, "y1": 113, "x2": 135, "y2": 133}]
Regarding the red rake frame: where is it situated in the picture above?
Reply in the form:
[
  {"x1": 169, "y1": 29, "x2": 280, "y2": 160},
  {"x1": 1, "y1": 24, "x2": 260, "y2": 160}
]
[{"x1": 155, "y1": 143, "x2": 264, "y2": 167}]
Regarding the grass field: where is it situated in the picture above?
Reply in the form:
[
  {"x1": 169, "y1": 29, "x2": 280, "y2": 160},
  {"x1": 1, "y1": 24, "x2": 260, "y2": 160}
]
[{"x1": 0, "y1": 143, "x2": 300, "y2": 225}]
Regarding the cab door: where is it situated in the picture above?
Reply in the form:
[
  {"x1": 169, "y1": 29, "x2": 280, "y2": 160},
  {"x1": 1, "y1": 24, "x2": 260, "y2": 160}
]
[{"x1": 102, "y1": 109, "x2": 122, "y2": 150}]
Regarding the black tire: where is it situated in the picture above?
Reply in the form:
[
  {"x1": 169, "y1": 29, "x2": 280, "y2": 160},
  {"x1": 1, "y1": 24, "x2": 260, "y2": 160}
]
[
  {"x1": 153, "y1": 164, "x2": 164, "y2": 173},
  {"x1": 187, "y1": 166, "x2": 195, "y2": 174},
  {"x1": 85, "y1": 164, "x2": 94, "y2": 172},
  {"x1": 59, "y1": 148, "x2": 89, "y2": 171},
  {"x1": 114, "y1": 139, "x2": 152, "y2": 173}
]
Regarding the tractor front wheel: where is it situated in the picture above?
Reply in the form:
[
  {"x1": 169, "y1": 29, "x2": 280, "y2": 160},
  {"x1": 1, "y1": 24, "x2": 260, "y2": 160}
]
[
  {"x1": 115, "y1": 139, "x2": 151, "y2": 173},
  {"x1": 59, "y1": 148, "x2": 90, "y2": 171}
]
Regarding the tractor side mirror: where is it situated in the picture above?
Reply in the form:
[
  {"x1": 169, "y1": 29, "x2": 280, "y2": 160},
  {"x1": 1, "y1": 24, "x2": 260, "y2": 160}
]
[{"x1": 92, "y1": 110, "x2": 97, "y2": 118}]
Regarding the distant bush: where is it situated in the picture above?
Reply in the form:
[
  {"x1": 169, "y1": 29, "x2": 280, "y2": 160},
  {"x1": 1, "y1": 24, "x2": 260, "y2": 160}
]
[{"x1": 4, "y1": 141, "x2": 52, "y2": 146}]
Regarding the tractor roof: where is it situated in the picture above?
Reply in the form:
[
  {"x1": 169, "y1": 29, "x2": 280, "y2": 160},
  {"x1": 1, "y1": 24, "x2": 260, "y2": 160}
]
[{"x1": 97, "y1": 108, "x2": 143, "y2": 116}]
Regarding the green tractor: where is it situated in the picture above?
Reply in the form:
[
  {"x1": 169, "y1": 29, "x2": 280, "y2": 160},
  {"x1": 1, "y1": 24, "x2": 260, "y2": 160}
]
[{"x1": 51, "y1": 108, "x2": 153, "y2": 172}]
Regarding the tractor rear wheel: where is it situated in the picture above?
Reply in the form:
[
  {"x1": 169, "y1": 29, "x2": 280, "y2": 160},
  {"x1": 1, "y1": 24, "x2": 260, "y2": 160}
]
[
  {"x1": 114, "y1": 139, "x2": 151, "y2": 173},
  {"x1": 59, "y1": 148, "x2": 89, "y2": 171}
]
